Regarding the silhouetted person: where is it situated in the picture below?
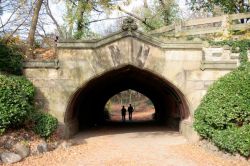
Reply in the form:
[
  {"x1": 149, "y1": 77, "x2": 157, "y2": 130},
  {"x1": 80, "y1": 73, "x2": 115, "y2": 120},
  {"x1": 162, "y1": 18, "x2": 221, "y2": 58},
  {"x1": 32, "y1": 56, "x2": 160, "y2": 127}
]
[
  {"x1": 128, "y1": 104, "x2": 134, "y2": 120},
  {"x1": 121, "y1": 106, "x2": 126, "y2": 121}
]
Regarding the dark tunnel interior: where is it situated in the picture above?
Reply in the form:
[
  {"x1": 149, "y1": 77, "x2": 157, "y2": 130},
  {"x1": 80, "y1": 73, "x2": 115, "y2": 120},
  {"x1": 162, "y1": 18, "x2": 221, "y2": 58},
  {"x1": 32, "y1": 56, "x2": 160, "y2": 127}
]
[{"x1": 65, "y1": 65, "x2": 189, "y2": 131}]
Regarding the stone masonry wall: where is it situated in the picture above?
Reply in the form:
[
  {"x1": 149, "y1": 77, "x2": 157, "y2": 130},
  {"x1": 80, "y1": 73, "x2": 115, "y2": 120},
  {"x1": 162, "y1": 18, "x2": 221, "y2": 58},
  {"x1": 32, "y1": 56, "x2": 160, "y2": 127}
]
[{"x1": 23, "y1": 31, "x2": 240, "y2": 139}]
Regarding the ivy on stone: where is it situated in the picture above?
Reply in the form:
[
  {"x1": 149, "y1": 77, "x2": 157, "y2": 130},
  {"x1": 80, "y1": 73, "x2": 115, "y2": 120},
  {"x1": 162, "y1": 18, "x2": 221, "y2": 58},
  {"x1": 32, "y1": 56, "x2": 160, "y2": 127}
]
[{"x1": 209, "y1": 40, "x2": 250, "y2": 65}]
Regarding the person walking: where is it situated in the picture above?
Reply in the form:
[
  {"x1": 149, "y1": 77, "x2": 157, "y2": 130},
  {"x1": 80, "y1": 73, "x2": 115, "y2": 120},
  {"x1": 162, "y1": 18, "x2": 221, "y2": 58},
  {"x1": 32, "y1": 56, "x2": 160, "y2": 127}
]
[
  {"x1": 121, "y1": 106, "x2": 126, "y2": 121},
  {"x1": 128, "y1": 104, "x2": 134, "y2": 120}
]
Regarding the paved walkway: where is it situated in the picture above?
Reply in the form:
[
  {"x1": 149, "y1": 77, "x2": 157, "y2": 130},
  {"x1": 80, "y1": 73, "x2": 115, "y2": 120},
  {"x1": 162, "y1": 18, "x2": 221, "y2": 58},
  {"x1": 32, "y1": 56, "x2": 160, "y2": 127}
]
[{"x1": 14, "y1": 125, "x2": 249, "y2": 166}]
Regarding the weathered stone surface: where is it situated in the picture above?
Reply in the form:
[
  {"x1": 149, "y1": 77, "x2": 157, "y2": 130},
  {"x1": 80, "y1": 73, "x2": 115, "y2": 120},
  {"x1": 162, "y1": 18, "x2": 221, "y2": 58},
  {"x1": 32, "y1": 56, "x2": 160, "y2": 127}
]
[
  {"x1": 180, "y1": 120, "x2": 201, "y2": 143},
  {"x1": 165, "y1": 50, "x2": 202, "y2": 61},
  {"x1": 186, "y1": 70, "x2": 230, "y2": 81},
  {"x1": 23, "y1": 60, "x2": 59, "y2": 69},
  {"x1": 212, "y1": 52, "x2": 222, "y2": 57},
  {"x1": 48, "y1": 141, "x2": 60, "y2": 151},
  {"x1": 204, "y1": 80, "x2": 214, "y2": 88},
  {"x1": 3, "y1": 138, "x2": 15, "y2": 149},
  {"x1": 14, "y1": 143, "x2": 30, "y2": 158},
  {"x1": 37, "y1": 141, "x2": 48, "y2": 154},
  {"x1": 201, "y1": 60, "x2": 238, "y2": 70},
  {"x1": 23, "y1": 23, "x2": 237, "y2": 141},
  {"x1": 0, "y1": 152, "x2": 22, "y2": 164},
  {"x1": 57, "y1": 141, "x2": 73, "y2": 149},
  {"x1": 186, "y1": 81, "x2": 204, "y2": 91}
]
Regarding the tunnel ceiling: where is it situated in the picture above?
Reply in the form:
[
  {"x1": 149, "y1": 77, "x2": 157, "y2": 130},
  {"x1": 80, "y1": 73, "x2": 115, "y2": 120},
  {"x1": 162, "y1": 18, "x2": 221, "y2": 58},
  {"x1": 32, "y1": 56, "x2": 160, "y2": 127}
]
[{"x1": 65, "y1": 65, "x2": 189, "y2": 128}]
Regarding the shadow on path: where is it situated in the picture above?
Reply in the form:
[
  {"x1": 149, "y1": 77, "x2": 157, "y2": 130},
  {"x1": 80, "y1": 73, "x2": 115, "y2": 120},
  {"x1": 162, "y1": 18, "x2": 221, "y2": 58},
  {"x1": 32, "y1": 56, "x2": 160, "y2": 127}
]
[{"x1": 72, "y1": 121, "x2": 180, "y2": 144}]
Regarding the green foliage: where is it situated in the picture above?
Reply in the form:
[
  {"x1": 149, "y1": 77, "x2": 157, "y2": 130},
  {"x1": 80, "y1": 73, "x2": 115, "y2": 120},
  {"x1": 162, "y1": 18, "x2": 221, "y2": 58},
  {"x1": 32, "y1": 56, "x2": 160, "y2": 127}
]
[
  {"x1": 137, "y1": 8, "x2": 165, "y2": 31},
  {"x1": 209, "y1": 40, "x2": 250, "y2": 65},
  {"x1": 0, "y1": 41, "x2": 23, "y2": 75},
  {"x1": 212, "y1": 126, "x2": 250, "y2": 156},
  {"x1": 135, "y1": 0, "x2": 180, "y2": 32},
  {"x1": 0, "y1": 74, "x2": 35, "y2": 135},
  {"x1": 62, "y1": 0, "x2": 114, "y2": 39},
  {"x1": 194, "y1": 62, "x2": 250, "y2": 157},
  {"x1": 31, "y1": 111, "x2": 58, "y2": 138},
  {"x1": 189, "y1": 0, "x2": 250, "y2": 14}
]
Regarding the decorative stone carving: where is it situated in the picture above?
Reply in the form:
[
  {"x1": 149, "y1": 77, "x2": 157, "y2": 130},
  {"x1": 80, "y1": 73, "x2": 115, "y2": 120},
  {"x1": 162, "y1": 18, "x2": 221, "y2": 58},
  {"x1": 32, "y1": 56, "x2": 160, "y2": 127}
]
[
  {"x1": 122, "y1": 17, "x2": 138, "y2": 31},
  {"x1": 108, "y1": 45, "x2": 122, "y2": 66},
  {"x1": 136, "y1": 45, "x2": 150, "y2": 67}
]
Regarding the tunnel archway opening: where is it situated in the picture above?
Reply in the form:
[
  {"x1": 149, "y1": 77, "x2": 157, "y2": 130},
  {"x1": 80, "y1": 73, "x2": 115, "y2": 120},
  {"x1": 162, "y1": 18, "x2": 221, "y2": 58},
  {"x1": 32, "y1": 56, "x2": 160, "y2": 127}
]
[
  {"x1": 65, "y1": 65, "x2": 190, "y2": 137},
  {"x1": 104, "y1": 89, "x2": 156, "y2": 123}
]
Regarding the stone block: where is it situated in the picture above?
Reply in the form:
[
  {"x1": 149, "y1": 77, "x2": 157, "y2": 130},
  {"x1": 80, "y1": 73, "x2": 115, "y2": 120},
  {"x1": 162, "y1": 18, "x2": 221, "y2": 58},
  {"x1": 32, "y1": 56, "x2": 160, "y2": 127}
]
[
  {"x1": 37, "y1": 141, "x2": 48, "y2": 154},
  {"x1": 23, "y1": 60, "x2": 59, "y2": 69},
  {"x1": 14, "y1": 143, "x2": 30, "y2": 159},
  {"x1": 230, "y1": 53, "x2": 240, "y2": 59},
  {"x1": 186, "y1": 81, "x2": 204, "y2": 91},
  {"x1": 165, "y1": 50, "x2": 202, "y2": 61},
  {"x1": 0, "y1": 152, "x2": 22, "y2": 164},
  {"x1": 145, "y1": 56, "x2": 165, "y2": 75},
  {"x1": 58, "y1": 49, "x2": 93, "y2": 61},
  {"x1": 212, "y1": 52, "x2": 222, "y2": 57},
  {"x1": 185, "y1": 90, "x2": 206, "y2": 114},
  {"x1": 204, "y1": 80, "x2": 214, "y2": 89},
  {"x1": 182, "y1": 61, "x2": 200, "y2": 70},
  {"x1": 24, "y1": 69, "x2": 47, "y2": 78},
  {"x1": 186, "y1": 70, "x2": 230, "y2": 81},
  {"x1": 180, "y1": 120, "x2": 200, "y2": 143},
  {"x1": 47, "y1": 69, "x2": 62, "y2": 78},
  {"x1": 200, "y1": 60, "x2": 237, "y2": 70}
]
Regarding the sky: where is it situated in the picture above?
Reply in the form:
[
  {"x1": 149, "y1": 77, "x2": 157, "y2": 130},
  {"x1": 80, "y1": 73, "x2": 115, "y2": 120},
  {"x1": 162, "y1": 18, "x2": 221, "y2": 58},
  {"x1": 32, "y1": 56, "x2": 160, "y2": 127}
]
[
  {"x1": 0, "y1": 0, "x2": 190, "y2": 37},
  {"x1": 49, "y1": 0, "x2": 189, "y2": 34},
  {"x1": 47, "y1": 0, "x2": 147, "y2": 35}
]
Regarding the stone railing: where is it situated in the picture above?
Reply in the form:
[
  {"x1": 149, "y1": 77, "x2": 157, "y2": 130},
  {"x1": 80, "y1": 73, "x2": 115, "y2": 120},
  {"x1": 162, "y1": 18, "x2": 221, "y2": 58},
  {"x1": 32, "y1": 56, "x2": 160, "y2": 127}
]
[
  {"x1": 201, "y1": 42, "x2": 250, "y2": 71},
  {"x1": 149, "y1": 12, "x2": 250, "y2": 37}
]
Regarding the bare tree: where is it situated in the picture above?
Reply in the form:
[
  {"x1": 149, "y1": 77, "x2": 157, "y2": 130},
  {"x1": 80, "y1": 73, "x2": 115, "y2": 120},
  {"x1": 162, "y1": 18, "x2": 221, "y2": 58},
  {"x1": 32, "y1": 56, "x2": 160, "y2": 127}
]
[
  {"x1": 44, "y1": 0, "x2": 64, "y2": 38},
  {"x1": 0, "y1": 1, "x2": 33, "y2": 39}
]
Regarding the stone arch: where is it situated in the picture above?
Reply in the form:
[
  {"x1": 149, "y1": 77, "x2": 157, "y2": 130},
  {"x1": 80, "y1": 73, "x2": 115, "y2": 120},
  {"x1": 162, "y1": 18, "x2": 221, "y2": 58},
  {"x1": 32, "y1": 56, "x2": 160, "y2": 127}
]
[{"x1": 64, "y1": 65, "x2": 190, "y2": 138}]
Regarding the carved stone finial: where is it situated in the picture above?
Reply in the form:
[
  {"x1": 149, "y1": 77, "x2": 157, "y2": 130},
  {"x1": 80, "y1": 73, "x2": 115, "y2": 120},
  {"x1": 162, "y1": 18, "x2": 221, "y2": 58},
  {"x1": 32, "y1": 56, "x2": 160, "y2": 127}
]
[{"x1": 122, "y1": 17, "x2": 138, "y2": 31}]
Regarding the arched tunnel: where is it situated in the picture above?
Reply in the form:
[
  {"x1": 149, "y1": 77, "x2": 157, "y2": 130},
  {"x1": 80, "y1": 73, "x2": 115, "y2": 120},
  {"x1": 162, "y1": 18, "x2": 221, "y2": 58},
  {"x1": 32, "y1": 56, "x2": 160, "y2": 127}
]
[{"x1": 64, "y1": 65, "x2": 190, "y2": 137}]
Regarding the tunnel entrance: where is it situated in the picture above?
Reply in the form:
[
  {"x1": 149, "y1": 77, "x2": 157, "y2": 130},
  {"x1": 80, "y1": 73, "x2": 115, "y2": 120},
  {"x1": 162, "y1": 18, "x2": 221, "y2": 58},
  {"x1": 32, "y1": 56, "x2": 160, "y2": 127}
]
[
  {"x1": 65, "y1": 65, "x2": 190, "y2": 137},
  {"x1": 104, "y1": 90, "x2": 156, "y2": 122}
]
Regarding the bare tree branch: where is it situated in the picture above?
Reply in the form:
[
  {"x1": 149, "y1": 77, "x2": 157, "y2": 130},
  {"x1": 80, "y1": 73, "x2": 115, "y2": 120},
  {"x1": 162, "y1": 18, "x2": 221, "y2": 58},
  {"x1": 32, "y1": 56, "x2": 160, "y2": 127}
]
[
  {"x1": 44, "y1": 0, "x2": 64, "y2": 37},
  {"x1": 87, "y1": 16, "x2": 126, "y2": 24},
  {"x1": 0, "y1": 4, "x2": 21, "y2": 29},
  {"x1": 4, "y1": 16, "x2": 28, "y2": 43},
  {"x1": 117, "y1": 6, "x2": 155, "y2": 30}
]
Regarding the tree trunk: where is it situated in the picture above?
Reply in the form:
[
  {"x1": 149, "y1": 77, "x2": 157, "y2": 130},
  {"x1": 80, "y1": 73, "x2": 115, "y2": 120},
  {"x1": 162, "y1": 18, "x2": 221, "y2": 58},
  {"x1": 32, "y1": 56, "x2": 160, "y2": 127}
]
[
  {"x1": 76, "y1": 0, "x2": 86, "y2": 39},
  {"x1": 26, "y1": 0, "x2": 43, "y2": 59},
  {"x1": 143, "y1": 0, "x2": 148, "y2": 8},
  {"x1": 159, "y1": 0, "x2": 172, "y2": 25}
]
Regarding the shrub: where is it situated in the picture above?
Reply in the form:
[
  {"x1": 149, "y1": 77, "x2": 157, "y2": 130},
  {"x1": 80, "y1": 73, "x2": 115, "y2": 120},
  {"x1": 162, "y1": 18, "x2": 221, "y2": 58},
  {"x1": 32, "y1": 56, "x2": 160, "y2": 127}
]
[
  {"x1": 194, "y1": 63, "x2": 250, "y2": 157},
  {"x1": 0, "y1": 41, "x2": 23, "y2": 75},
  {"x1": 31, "y1": 111, "x2": 58, "y2": 138},
  {"x1": 0, "y1": 74, "x2": 35, "y2": 134}
]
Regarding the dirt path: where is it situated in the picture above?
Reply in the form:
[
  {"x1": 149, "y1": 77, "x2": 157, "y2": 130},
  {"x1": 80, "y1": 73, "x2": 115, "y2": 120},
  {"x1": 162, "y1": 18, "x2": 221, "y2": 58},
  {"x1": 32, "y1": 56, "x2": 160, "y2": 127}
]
[{"x1": 13, "y1": 125, "x2": 249, "y2": 166}]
